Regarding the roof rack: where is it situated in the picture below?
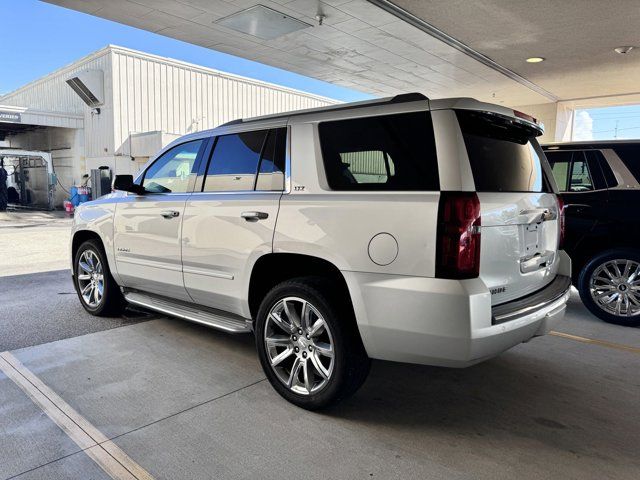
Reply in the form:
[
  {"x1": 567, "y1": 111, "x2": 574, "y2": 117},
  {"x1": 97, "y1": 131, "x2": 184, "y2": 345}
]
[{"x1": 218, "y1": 92, "x2": 429, "y2": 128}]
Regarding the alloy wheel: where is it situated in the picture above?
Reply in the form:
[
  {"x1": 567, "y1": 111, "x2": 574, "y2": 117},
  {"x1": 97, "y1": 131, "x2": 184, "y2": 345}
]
[
  {"x1": 589, "y1": 259, "x2": 640, "y2": 317},
  {"x1": 264, "y1": 296, "x2": 335, "y2": 395},
  {"x1": 77, "y1": 249, "x2": 104, "y2": 308}
]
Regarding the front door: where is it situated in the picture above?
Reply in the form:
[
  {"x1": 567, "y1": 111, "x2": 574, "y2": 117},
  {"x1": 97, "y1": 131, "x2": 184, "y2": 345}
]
[
  {"x1": 114, "y1": 138, "x2": 207, "y2": 300},
  {"x1": 182, "y1": 127, "x2": 287, "y2": 316}
]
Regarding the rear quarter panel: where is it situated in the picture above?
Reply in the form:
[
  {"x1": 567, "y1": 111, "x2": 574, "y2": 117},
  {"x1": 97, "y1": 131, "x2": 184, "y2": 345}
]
[{"x1": 274, "y1": 119, "x2": 439, "y2": 277}]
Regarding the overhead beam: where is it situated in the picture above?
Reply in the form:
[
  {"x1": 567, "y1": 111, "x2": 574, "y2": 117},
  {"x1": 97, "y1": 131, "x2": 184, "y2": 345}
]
[{"x1": 368, "y1": 0, "x2": 559, "y2": 102}]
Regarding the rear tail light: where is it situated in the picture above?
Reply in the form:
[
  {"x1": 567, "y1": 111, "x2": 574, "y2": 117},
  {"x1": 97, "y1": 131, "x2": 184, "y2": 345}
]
[
  {"x1": 436, "y1": 192, "x2": 481, "y2": 279},
  {"x1": 556, "y1": 195, "x2": 566, "y2": 249}
]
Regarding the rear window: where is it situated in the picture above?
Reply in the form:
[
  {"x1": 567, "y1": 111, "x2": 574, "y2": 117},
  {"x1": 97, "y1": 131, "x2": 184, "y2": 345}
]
[
  {"x1": 319, "y1": 111, "x2": 438, "y2": 191},
  {"x1": 456, "y1": 110, "x2": 547, "y2": 192}
]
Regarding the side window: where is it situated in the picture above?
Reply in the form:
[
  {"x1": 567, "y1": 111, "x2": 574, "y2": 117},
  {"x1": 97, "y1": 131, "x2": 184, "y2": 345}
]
[
  {"x1": 551, "y1": 160, "x2": 570, "y2": 191},
  {"x1": 256, "y1": 128, "x2": 286, "y2": 191},
  {"x1": 318, "y1": 111, "x2": 438, "y2": 191},
  {"x1": 569, "y1": 156, "x2": 594, "y2": 192},
  {"x1": 339, "y1": 151, "x2": 395, "y2": 184},
  {"x1": 545, "y1": 150, "x2": 571, "y2": 191},
  {"x1": 142, "y1": 139, "x2": 204, "y2": 193},
  {"x1": 546, "y1": 150, "x2": 599, "y2": 192},
  {"x1": 612, "y1": 145, "x2": 640, "y2": 183},
  {"x1": 586, "y1": 150, "x2": 617, "y2": 187},
  {"x1": 203, "y1": 130, "x2": 268, "y2": 192}
]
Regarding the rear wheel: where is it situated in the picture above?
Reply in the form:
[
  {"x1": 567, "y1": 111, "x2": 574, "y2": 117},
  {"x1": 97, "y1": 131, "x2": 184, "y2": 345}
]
[
  {"x1": 74, "y1": 239, "x2": 125, "y2": 317},
  {"x1": 577, "y1": 249, "x2": 640, "y2": 327},
  {"x1": 255, "y1": 277, "x2": 370, "y2": 410}
]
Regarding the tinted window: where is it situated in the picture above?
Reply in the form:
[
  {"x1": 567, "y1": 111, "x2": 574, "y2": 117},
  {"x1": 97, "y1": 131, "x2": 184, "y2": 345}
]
[
  {"x1": 457, "y1": 110, "x2": 546, "y2": 192},
  {"x1": 204, "y1": 130, "x2": 268, "y2": 192},
  {"x1": 586, "y1": 150, "x2": 617, "y2": 187},
  {"x1": 613, "y1": 144, "x2": 640, "y2": 182},
  {"x1": 549, "y1": 153, "x2": 571, "y2": 190},
  {"x1": 256, "y1": 128, "x2": 286, "y2": 191},
  {"x1": 319, "y1": 111, "x2": 438, "y2": 191},
  {"x1": 143, "y1": 139, "x2": 204, "y2": 193},
  {"x1": 569, "y1": 157, "x2": 593, "y2": 191},
  {"x1": 546, "y1": 150, "x2": 606, "y2": 192}
]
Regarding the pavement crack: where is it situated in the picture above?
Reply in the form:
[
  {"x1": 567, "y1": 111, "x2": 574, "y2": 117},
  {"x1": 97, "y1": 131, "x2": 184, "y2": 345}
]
[{"x1": 101, "y1": 377, "x2": 268, "y2": 445}]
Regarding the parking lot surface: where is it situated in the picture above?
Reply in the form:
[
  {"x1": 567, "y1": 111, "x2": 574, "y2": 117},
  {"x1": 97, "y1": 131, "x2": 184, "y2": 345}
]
[{"x1": 1, "y1": 220, "x2": 639, "y2": 480}]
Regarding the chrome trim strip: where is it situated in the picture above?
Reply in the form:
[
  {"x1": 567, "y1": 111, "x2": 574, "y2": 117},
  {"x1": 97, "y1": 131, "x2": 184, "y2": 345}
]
[
  {"x1": 116, "y1": 256, "x2": 182, "y2": 272},
  {"x1": 182, "y1": 266, "x2": 234, "y2": 280},
  {"x1": 492, "y1": 275, "x2": 571, "y2": 325},
  {"x1": 367, "y1": 0, "x2": 558, "y2": 102}
]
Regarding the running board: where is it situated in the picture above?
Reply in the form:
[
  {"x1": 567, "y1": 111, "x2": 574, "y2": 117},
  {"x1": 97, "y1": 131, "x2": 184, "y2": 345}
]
[{"x1": 123, "y1": 291, "x2": 252, "y2": 333}]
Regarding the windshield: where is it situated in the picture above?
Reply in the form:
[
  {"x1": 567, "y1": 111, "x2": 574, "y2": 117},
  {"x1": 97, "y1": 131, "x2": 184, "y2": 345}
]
[{"x1": 456, "y1": 110, "x2": 548, "y2": 193}]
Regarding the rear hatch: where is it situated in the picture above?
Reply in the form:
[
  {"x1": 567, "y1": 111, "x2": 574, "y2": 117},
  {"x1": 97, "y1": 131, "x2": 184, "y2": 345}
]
[{"x1": 456, "y1": 109, "x2": 560, "y2": 305}]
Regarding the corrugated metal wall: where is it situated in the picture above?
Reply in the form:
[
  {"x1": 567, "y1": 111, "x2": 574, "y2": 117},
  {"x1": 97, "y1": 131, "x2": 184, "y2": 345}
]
[
  {"x1": 110, "y1": 48, "x2": 337, "y2": 154},
  {"x1": 0, "y1": 52, "x2": 110, "y2": 115},
  {"x1": 1, "y1": 45, "x2": 339, "y2": 203}
]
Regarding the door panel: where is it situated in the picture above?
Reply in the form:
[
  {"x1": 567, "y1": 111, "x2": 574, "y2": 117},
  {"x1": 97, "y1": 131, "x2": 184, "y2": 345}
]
[
  {"x1": 181, "y1": 127, "x2": 286, "y2": 315},
  {"x1": 114, "y1": 194, "x2": 191, "y2": 300},
  {"x1": 546, "y1": 149, "x2": 609, "y2": 251},
  {"x1": 113, "y1": 138, "x2": 207, "y2": 301},
  {"x1": 181, "y1": 193, "x2": 281, "y2": 314}
]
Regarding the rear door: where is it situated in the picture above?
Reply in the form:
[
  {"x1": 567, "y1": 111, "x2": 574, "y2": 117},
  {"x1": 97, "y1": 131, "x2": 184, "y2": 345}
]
[
  {"x1": 181, "y1": 127, "x2": 286, "y2": 315},
  {"x1": 544, "y1": 149, "x2": 609, "y2": 251},
  {"x1": 456, "y1": 110, "x2": 560, "y2": 305}
]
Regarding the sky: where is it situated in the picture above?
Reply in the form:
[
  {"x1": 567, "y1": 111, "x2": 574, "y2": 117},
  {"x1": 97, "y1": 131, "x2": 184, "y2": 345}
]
[
  {"x1": 0, "y1": 0, "x2": 371, "y2": 102},
  {"x1": 574, "y1": 105, "x2": 640, "y2": 141},
  {"x1": 1, "y1": 0, "x2": 639, "y2": 140}
]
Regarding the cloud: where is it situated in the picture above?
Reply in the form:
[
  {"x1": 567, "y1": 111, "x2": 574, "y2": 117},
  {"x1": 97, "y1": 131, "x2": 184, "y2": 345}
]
[{"x1": 573, "y1": 110, "x2": 593, "y2": 141}]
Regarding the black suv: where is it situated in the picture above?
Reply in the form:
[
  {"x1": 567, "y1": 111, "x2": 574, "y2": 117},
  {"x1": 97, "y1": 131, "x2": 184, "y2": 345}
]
[{"x1": 543, "y1": 141, "x2": 640, "y2": 326}]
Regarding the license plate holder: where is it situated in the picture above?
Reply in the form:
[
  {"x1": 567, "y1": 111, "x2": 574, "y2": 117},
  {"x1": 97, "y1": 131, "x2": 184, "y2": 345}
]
[{"x1": 523, "y1": 223, "x2": 542, "y2": 257}]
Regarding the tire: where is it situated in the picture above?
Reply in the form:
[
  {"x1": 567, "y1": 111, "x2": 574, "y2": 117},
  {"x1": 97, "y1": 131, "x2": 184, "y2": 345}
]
[
  {"x1": 255, "y1": 276, "x2": 370, "y2": 410},
  {"x1": 73, "y1": 239, "x2": 126, "y2": 317},
  {"x1": 577, "y1": 248, "x2": 640, "y2": 327}
]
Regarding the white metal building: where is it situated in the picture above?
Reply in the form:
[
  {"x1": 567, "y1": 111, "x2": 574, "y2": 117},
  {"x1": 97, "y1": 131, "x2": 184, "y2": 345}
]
[{"x1": 0, "y1": 45, "x2": 337, "y2": 206}]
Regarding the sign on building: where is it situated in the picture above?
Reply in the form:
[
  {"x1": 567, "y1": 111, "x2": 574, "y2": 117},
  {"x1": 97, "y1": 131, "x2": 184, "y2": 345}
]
[{"x1": 0, "y1": 111, "x2": 21, "y2": 123}]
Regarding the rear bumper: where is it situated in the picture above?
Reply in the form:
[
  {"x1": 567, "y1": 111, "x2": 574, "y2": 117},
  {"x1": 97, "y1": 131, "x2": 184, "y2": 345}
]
[{"x1": 343, "y1": 251, "x2": 571, "y2": 368}]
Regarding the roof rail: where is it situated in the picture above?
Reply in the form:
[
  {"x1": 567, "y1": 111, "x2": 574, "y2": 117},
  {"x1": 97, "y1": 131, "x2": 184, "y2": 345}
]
[{"x1": 218, "y1": 92, "x2": 429, "y2": 128}]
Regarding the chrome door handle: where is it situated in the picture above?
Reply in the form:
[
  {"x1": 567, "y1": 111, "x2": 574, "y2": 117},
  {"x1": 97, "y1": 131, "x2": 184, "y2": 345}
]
[
  {"x1": 161, "y1": 210, "x2": 180, "y2": 219},
  {"x1": 241, "y1": 211, "x2": 269, "y2": 221}
]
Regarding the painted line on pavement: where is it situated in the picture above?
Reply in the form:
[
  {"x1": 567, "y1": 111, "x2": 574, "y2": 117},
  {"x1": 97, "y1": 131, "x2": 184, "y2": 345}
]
[
  {"x1": 549, "y1": 331, "x2": 640, "y2": 355},
  {"x1": 0, "y1": 351, "x2": 155, "y2": 480}
]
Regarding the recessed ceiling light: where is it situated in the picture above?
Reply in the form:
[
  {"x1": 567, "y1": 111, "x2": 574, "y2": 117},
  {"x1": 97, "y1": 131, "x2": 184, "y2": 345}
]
[
  {"x1": 526, "y1": 57, "x2": 545, "y2": 63},
  {"x1": 614, "y1": 46, "x2": 635, "y2": 54}
]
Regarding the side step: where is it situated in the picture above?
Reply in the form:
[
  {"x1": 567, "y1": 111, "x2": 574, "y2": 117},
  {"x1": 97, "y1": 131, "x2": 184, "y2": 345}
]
[{"x1": 124, "y1": 291, "x2": 252, "y2": 333}]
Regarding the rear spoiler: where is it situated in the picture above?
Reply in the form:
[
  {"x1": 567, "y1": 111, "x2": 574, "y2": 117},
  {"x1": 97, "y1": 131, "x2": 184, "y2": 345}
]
[{"x1": 474, "y1": 109, "x2": 544, "y2": 137}]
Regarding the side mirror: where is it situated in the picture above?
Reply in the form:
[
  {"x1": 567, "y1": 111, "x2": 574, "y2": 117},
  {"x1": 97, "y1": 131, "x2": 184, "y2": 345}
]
[{"x1": 113, "y1": 175, "x2": 145, "y2": 195}]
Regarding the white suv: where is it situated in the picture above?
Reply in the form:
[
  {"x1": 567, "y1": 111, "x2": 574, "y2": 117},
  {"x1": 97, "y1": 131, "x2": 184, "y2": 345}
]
[{"x1": 71, "y1": 93, "x2": 571, "y2": 409}]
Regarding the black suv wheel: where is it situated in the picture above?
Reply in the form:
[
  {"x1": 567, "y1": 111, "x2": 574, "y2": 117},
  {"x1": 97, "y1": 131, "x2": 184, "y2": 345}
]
[
  {"x1": 577, "y1": 248, "x2": 640, "y2": 327},
  {"x1": 255, "y1": 276, "x2": 370, "y2": 410}
]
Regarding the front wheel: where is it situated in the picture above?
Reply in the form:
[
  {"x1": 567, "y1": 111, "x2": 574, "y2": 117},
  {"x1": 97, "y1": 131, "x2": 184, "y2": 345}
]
[
  {"x1": 577, "y1": 249, "x2": 640, "y2": 327},
  {"x1": 74, "y1": 239, "x2": 125, "y2": 317},
  {"x1": 255, "y1": 277, "x2": 370, "y2": 410}
]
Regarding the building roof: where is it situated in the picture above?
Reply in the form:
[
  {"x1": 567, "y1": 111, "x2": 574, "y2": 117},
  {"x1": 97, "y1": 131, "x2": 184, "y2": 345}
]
[{"x1": 0, "y1": 45, "x2": 340, "y2": 106}]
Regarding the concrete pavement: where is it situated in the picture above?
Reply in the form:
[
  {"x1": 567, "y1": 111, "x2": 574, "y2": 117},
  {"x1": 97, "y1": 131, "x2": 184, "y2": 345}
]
[
  {"x1": 1, "y1": 215, "x2": 639, "y2": 479},
  {"x1": 1, "y1": 292, "x2": 639, "y2": 480}
]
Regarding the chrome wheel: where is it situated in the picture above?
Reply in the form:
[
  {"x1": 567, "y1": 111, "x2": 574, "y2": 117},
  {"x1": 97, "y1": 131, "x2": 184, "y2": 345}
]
[
  {"x1": 77, "y1": 249, "x2": 104, "y2": 308},
  {"x1": 590, "y1": 259, "x2": 640, "y2": 317},
  {"x1": 264, "y1": 297, "x2": 335, "y2": 395}
]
